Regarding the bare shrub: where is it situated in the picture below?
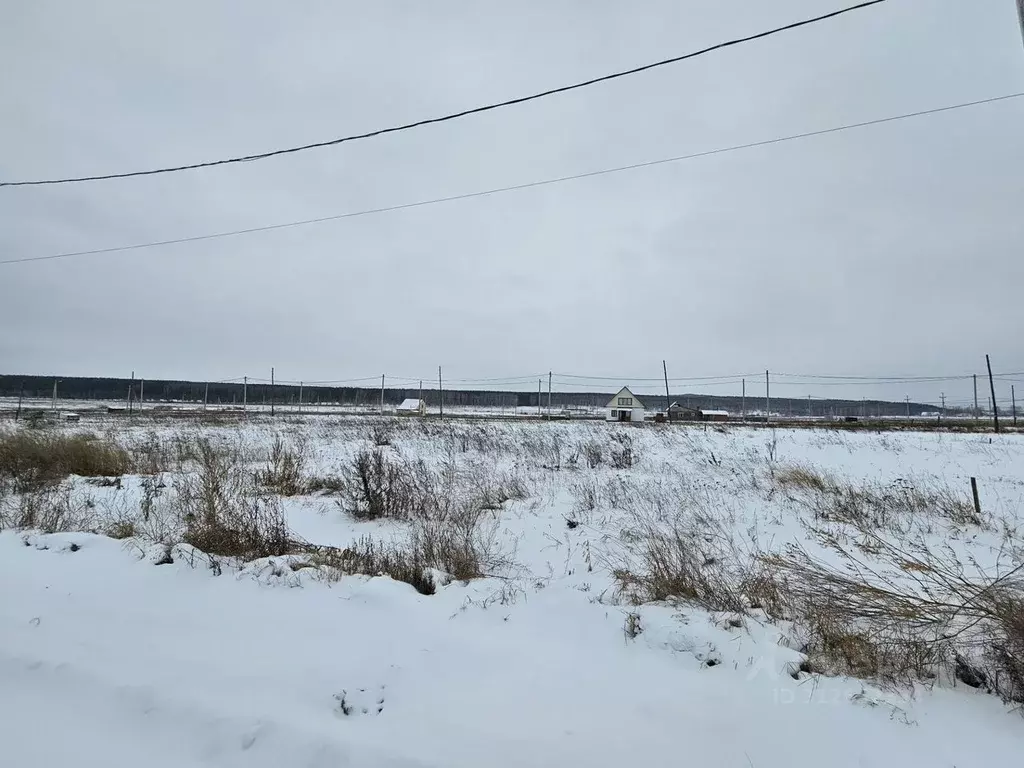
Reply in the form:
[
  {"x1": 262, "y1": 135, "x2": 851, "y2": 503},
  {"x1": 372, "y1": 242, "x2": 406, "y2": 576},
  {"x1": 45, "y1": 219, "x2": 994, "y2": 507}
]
[
  {"x1": 342, "y1": 449, "x2": 420, "y2": 521},
  {"x1": 767, "y1": 534, "x2": 1024, "y2": 702},
  {"x1": 367, "y1": 419, "x2": 395, "y2": 447},
  {"x1": 410, "y1": 511, "x2": 499, "y2": 581},
  {"x1": 580, "y1": 439, "x2": 604, "y2": 468},
  {"x1": 609, "y1": 433, "x2": 637, "y2": 469},
  {"x1": 0, "y1": 430, "x2": 131, "y2": 491},
  {"x1": 176, "y1": 439, "x2": 292, "y2": 560}
]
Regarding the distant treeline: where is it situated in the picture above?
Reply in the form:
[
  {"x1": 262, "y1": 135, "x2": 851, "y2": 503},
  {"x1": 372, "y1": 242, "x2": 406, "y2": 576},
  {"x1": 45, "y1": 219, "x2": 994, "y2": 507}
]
[{"x1": 0, "y1": 374, "x2": 945, "y2": 417}]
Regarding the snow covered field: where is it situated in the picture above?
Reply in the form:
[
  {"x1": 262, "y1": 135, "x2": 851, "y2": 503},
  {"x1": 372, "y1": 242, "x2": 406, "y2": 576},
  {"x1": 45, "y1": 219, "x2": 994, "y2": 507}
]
[{"x1": 2, "y1": 418, "x2": 1023, "y2": 767}]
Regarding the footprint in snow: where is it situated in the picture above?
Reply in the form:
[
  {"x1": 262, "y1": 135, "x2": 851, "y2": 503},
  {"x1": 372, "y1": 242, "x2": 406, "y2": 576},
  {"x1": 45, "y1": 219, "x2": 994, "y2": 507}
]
[{"x1": 334, "y1": 685, "x2": 386, "y2": 718}]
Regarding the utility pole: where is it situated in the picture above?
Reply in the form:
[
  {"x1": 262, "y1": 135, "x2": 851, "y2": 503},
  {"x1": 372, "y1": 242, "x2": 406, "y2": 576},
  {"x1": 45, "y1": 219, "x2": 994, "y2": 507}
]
[
  {"x1": 16, "y1": 381, "x2": 24, "y2": 421},
  {"x1": 271, "y1": 368, "x2": 275, "y2": 416},
  {"x1": 243, "y1": 376, "x2": 248, "y2": 412},
  {"x1": 861, "y1": 398, "x2": 866, "y2": 420},
  {"x1": 438, "y1": 367, "x2": 444, "y2": 421},
  {"x1": 548, "y1": 371, "x2": 553, "y2": 413},
  {"x1": 538, "y1": 379, "x2": 542, "y2": 417},
  {"x1": 807, "y1": 395, "x2": 812, "y2": 419},
  {"x1": 1012, "y1": 384, "x2": 1018, "y2": 427},
  {"x1": 905, "y1": 395, "x2": 911, "y2": 421},
  {"x1": 127, "y1": 371, "x2": 135, "y2": 415},
  {"x1": 298, "y1": 381, "x2": 303, "y2": 414},
  {"x1": 203, "y1": 382, "x2": 209, "y2": 411},
  {"x1": 1017, "y1": 0, "x2": 1024, "y2": 52},
  {"x1": 418, "y1": 380, "x2": 423, "y2": 408},
  {"x1": 986, "y1": 354, "x2": 1000, "y2": 433},
  {"x1": 140, "y1": 379, "x2": 144, "y2": 413},
  {"x1": 741, "y1": 378, "x2": 746, "y2": 421},
  {"x1": 974, "y1": 374, "x2": 979, "y2": 422},
  {"x1": 663, "y1": 361, "x2": 671, "y2": 422},
  {"x1": 51, "y1": 379, "x2": 58, "y2": 413},
  {"x1": 940, "y1": 392, "x2": 946, "y2": 423},
  {"x1": 765, "y1": 370, "x2": 770, "y2": 424},
  {"x1": 380, "y1": 374, "x2": 385, "y2": 416}
]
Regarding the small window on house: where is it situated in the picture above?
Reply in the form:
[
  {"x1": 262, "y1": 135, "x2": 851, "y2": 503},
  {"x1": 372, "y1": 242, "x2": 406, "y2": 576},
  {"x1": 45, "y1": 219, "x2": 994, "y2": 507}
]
[{"x1": 618, "y1": 397, "x2": 632, "y2": 406}]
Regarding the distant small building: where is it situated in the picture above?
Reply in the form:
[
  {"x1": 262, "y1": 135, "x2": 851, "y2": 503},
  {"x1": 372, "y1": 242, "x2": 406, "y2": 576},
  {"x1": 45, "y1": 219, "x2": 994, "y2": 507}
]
[
  {"x1": 667, "y1": 402, "x2": 702, "y2": 422},
  {"x1": 700, "y1": 409, "x2": 730, "y2": 422},
  {"x1": 606, "y1": 387, "x2": 645, "y2": 422},
  {"x1": 396, "y1": 398, "x2": 427, "y2": 416}
]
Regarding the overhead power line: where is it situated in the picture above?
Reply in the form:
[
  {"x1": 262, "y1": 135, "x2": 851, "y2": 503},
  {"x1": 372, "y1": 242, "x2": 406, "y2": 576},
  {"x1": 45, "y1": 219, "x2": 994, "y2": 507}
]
[
  {"x1": 0, "y1": 1, "x2": 888, "y2": 188},
  {"x1": 3, "y1": 90, "x2": 1021, "y2": 268}
]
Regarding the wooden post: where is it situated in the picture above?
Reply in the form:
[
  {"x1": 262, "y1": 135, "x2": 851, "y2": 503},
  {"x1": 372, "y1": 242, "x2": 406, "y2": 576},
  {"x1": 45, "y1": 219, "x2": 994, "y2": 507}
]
[
  {"x1": 663, "y1": 360, "x2": 671, "y2": 422},
  {"x1": 139, "y1": 379, "x2": 144, "y2": 413},
  {"x1": 418, "y1": 380, "x2": 423, "y2": 410},
  {"x1": 970, "y1": 477, "x2": 981, "y2": 518},
  {"x1": 271, "y1": 368, "x2": 275, "y2": 416},
  {"x1": 438, "y1": 367, "x2": 444, "y2": 421},
  {"x1": 548, "y1": 371, "x2": 553, "y2": 414},
  {"x1": 52, "y1": 379, "x2": 58, "y2": 413},
  {"x1": 1013, "y1": 384, "x2": 1018, "y2": 428},
  {"x1": 986, "y1": 354, "x2": 1000, "y2": 433},
  {"x1": 243, "y1": 376, "x2": 248, "y2": 412},
  {"x1": 538, "y1": 379, "x2": 542, "y2": 417},
  {"x1": 16, "y1": 382, "x2": 24, "y2": 421},
  {"x1": 741, "y1": 378, "x2": 745, "y2": 421},
  {"x1": 974, "y1": 374, "x2": 979, "y2": 422},
  {"x1": 765, "y1": 370, "x2": 770, "y2": 424},
  {"x1": 298, "y1": 381, "x2": 303, "y2": 414},
  {"x1": 203, "y1": 382, "x2": 209, "y2": 411},
  {"x1": 905, "y1": 395, "x2": 910, "y2": 421},
  {"x1": 380, "y1": 374, "x2": 385, "y2": 416},
  {"x1": 127, "y1": 371, "x2": 134, "y2": 415}
]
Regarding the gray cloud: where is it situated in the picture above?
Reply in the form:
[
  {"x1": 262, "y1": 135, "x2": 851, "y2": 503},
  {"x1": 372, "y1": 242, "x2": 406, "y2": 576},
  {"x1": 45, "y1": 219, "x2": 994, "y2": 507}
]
[{"x1": 2, "y1": 0, "x2": 1023, "y2": 407}]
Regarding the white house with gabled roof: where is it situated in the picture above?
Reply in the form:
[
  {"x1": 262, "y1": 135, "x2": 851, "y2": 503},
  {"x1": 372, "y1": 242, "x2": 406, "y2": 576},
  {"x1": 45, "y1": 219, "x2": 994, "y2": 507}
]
[{"x1": 606, "y1": 387, "x2": 646, "y2": 422}]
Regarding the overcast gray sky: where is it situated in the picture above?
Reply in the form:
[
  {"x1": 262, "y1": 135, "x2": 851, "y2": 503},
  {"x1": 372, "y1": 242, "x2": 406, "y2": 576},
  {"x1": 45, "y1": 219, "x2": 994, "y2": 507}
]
[{"x1": 2, "y1": 0, "x2": 1022, "y2": 406}]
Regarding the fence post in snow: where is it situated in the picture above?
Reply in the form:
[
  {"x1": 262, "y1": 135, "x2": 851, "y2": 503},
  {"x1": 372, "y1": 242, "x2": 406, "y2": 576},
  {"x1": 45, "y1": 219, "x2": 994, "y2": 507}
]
[{"x1": 986, "y1": 354, "x2": 1000, "y2": 434}]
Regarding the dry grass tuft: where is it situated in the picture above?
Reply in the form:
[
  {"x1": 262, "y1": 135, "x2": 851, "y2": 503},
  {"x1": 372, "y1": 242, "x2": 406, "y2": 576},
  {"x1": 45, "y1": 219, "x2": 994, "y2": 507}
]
[
  {"x1": 614, "y1": 512, "x2": 748, "y2": 612},
  {"x1": 0, "y1": 429, "x2": 132, "y2": 491},
  {"x1": 775, "y1": 464, "x2": 980, "y2": 530},
  {"x1": 306, "y1": 537, "x2": 436, "y2": 595},
  {"x1": 256, "y1": 434, "x2": 306, "y2": 496},
  {"x1": 0, "y1": 484, "x2": 98, "y2": 533},
  {"x1": 775, "y1": 464, "x2": 832, "y2": 493}
]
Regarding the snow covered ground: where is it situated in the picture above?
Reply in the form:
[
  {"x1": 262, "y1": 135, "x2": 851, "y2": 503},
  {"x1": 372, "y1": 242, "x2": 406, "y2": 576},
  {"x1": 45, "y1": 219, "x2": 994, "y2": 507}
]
[{"x1": 2, "y1": 418, "x2": 1023, "y2": 767}]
